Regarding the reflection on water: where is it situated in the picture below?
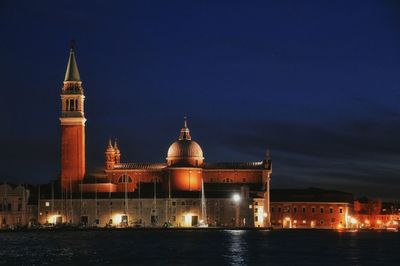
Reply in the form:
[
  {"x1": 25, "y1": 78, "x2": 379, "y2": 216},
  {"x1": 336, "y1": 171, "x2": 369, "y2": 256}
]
[
  {"x1": 0, "y1": 230, "x2": 399, "y2": 265},
  {"x1": 226, "y1": 230, "x2": 247, "y2": 266}
]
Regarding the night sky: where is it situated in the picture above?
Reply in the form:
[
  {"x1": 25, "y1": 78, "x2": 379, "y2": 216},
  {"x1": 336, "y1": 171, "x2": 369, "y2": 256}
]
[{"x1": 1, "y1": 0, "x2": 400, "y2": 199}]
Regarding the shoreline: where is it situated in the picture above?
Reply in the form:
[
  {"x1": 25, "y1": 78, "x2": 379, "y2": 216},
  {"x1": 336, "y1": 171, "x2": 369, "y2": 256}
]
[{"x1": 0, "y1": 227, "x2": 397, "y2": 233}]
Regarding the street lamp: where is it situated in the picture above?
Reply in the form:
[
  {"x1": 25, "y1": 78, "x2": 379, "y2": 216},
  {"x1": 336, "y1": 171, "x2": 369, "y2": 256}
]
[
  {"x1": 232, "y1": 193, "x2": 241, "y2": 227},
  {"x1": 232, "y1": 193, "x2": 241, "y2": 203}
]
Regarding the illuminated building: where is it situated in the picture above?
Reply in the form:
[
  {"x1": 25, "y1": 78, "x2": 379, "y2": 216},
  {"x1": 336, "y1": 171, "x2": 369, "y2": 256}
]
[
  {"x1": 270, "y1": 188, "x2": 353, "y2": 229},
  {"x1": 0, "y1": 183, "x2": 35, "y2": 228},
  {"x1": 353, "y1": 198, "x2": 400, "y2": 229},
  {"x1": 45, "y1": 48, "x2": 272, "y2": 228},
  {"x1": 59, "y1": 47, "x2": 86, "y2": 192}
]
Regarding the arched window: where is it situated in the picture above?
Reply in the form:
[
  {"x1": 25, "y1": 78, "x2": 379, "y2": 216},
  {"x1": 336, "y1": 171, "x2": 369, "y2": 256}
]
[
  {"x1": 118, "y1": 174, "x2": 132, "y2": 183},
  {"x1": 70, "y1": 99, "x2": 75, "y2": 111}
]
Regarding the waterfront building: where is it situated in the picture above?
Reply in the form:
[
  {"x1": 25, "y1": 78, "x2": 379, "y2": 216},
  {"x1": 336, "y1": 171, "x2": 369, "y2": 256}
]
[
  {"x1": 353, "y1": 198, "x2": 400, "y2": 229},
  {"x1": 270, "y1": 188, "x2": 353, "y2": 229},
  {"x1": 0, "y1": 183, "x2": 36, "y2": 228},
  {"x1": 39, "y1": 47, "x2": 272, "y2": 228}
]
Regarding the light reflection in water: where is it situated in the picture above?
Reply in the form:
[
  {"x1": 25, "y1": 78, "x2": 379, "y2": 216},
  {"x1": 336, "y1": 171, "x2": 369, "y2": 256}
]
[{"x1": 226, "y1": 230, "x2": 247, "y2": 266}]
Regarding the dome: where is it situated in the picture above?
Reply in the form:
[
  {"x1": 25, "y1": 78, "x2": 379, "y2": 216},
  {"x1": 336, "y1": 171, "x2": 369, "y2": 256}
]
[
  {"x1": 167, "y1": 139, "x2": 203, "y2": 159},
  {"x1": 166, "y1": 117, "x2": 204, "y2": 167}
]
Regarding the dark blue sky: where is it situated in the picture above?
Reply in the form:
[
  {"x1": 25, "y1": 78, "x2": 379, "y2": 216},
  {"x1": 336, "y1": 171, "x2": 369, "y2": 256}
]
[{"x1": 1, "y1": 0, "x2": 400, "y2": 199}]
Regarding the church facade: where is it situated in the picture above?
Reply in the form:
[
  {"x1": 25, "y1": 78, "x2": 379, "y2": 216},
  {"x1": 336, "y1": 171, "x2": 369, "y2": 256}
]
[{"x1": 38, "y1": 48, "x2": 272, "y2": 228}]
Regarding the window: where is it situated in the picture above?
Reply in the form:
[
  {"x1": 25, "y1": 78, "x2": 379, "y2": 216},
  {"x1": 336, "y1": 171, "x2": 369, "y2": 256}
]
[
  {"x1": 255, "y1": 208, "x2": 258, "y2": 212},
  {"x1": 255, "y1": 202, "x2": 258, "y2": 206},
  {"x1": 320, "y1": 207, "x2": 324, "y2": 214},
  {"x1": 293, "y1": 207, "x2": 297, "y2": 213},
  {"x1": 339, "y1": 208, "x2": 343, "y2": 214},
  {"x1": 255, "y1": 216, "x2": 258, "y2": 222},
  {"x1": 278, "y1": 207, "x2": 281, "y2": 213},
  {"x1": 70, "y1": 99, "x2": 75, "y2": 111},
  {"x1": 312, "y1": 207, "x2": 315, "y2": 213},
  {"x1": 330, "y1": 208, "x2": 333, "y2": 214},
  {"x1": 45, "y1": 201, "x2": 50, "y2": 207},
  {"x1": 302, "y1": 207, "x2": 306, "y2": 213},
  {"x1": 271, "y1": 207, "x2": 274, "y2": 213},
  {"x1": 118, "y1": 174, "x2": 132, "y2": 183},
  {"x1": 320, "y1": 220, "x2": 324, "y2": 225},
  {"x1": 172, "y1": 202, "x2": 176, "y2": 206},
  {"x1": 242, "y1": 178, "x2": 246, "y2": 182}
]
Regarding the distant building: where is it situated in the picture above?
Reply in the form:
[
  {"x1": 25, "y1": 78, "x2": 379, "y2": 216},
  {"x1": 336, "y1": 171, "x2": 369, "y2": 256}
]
[
  {"x1": 40, "y1": 47, "x2": 272, "y2": 228},
  {"x1": 270, "y1": 188, "x2": 353, "y2": 229},
  {"x1": 353, "y1": 198, "x2": 400, "y2": 229},
  {"x1": 0, "y1": 183, "x2": 36, "y2": 228}
]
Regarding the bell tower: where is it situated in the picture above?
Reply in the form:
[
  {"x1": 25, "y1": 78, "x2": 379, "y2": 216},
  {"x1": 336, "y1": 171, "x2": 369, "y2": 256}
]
[{"x1": 59, "y1": 46, "x2": 86, "y2": 192}]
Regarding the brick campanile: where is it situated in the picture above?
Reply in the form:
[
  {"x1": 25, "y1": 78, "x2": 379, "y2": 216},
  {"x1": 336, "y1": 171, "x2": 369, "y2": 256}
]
[{"x1": 59, "y1": 47, "x2": 86, "y2": 192}]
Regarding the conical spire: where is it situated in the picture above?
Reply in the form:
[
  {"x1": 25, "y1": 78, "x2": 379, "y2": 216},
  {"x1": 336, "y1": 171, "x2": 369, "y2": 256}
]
[
  {"x1": 114, "y1": 138, "x2": 120, "y2": 154},
  {"x1": 179, "y1": 116, "x2": 191, "y2": 140},
  {"x1": 106, "y1": 138, "x2": 115, "y2": 151},
  {"x1": 64, "y1": 46, "x2": 81, "y2": 82}
]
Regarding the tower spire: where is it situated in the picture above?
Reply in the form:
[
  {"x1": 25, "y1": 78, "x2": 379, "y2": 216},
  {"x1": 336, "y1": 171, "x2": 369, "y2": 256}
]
[
  {"x1": 60, "y1": 44, "x2": 86, "y2": 192},
  {"x1": 107, "y1": 138, "x2": 114, "y2": 150},
  {"x1": 179, "y1": 116, "x2": 191, "y2": 140},
  {"x1": 64, "y1": 42, "x2": 81, "y2": 82}
]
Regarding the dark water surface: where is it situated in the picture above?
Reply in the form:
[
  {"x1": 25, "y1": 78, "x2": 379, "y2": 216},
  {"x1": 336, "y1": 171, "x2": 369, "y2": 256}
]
[{"x1": 0, "y1": 230, "x2": 399, "y2": 265}]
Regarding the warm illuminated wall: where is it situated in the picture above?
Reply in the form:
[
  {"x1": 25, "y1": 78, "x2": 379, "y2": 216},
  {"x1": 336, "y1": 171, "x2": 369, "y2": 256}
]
[
  {"x1": 61, "y1": 125, "x2": 85, "y2": 191},
  {"x1": 203, "y1": 170, "x2": 262, "y2": 183},
  {"x1": 167, "y1": 168, "x2": 202, "y2": 191},
  {"x1": 37, "y1": 197, "x2": 258, "y2": 228},
  {"x1": 354, "y1": 214, "x2": 400, "y2": 228},
  {"x1": 80, "y1": 183, "x2": 117, "y2": 193},
  {"x1": 270, "y1": 202, "x2": 351, "y2": 229},
  {"x1": 105, "y1": 170, "x2": 164, "y2": 192},
  {"x1": 103, "y1": 167, "x2": 267, "y2": 192}
]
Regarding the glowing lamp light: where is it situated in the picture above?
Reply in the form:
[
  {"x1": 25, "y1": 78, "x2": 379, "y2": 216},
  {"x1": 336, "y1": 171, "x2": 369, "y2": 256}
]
[
  {"x1": 350, "y1": 218, "x2": 358, "y2": 224},
  {"x1": 51, "y1": 215, "x2": 62, "y2": 224},
  {"x1": 112, "y1": 214, "x2": 124, "y2": 224},
  {"x1": 232, "y1": 194, "x2": 241, "y2": 203},
  {"x1": 184, "y1": 213, "x2": 193, "y2": 226},
  {"x1": 263, "y1": 212, "x2": 267, "y2": 218},
  {"x1": 377, "y1": 220, "x2": 382, "y2": 225}
]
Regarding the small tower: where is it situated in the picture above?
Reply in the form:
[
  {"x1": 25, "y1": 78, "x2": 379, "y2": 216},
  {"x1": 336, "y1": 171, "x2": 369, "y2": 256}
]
[
  {"x1": 60, "y1": 45, "x2": 86, "y2": 192},
  {"x1": 263, "y1": 148, "x2": 272, "y2": 170},
  {"x1": 114, "y1": 139, "x2": 121, "y2": 164},
  {"x1": 179, "y1": 116, "x2": 191, "y2": 140},
  {"x1": 105, "y1": 139, "x2": 116, "y2": 170}
]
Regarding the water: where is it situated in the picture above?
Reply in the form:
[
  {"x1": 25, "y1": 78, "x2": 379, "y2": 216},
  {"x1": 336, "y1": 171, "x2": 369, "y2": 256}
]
[{"x1": 0, "y1": 230, "x2": 399, "y2": 265}]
